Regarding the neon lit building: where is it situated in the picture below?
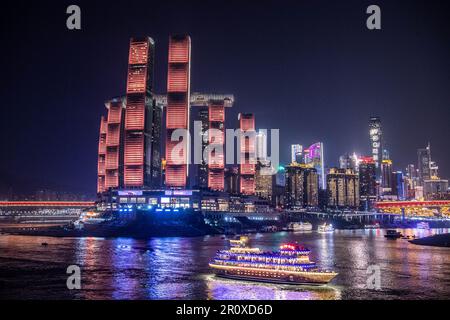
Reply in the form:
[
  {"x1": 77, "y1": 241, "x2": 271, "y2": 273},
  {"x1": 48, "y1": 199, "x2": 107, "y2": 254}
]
[
  {"x1": 239, "y1": 113, "x2": 256, "y2": 195},
  {"x1": 97, "y1": 37, "x2": 162, "y2": 193},
  {"x1": 97, "y1": 116, "x2": 108, "y2": 193},
  {"x1": 166, "y1": 35, "x2": 191, "y2": 188},
  {"x1": 369, "y1": 116, "x2": 382, "y2": 175},
  {"x1": 105, "y1": 98, "x2": 125, "y2": 190},
  {"x1": 124, "y1": 37, "x2": 161, "y2": 188},
  {"x1": 304, "y1": 142, "x2": 326, "y2": 190},
  {"x1": 188, "y1": 93, "x2": 234, "y2": 190}
]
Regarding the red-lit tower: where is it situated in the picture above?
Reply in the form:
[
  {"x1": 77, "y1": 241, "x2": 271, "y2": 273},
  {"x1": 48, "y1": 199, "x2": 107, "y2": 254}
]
[
  {"x1": 239, "y1": 113, "x2": 256, "y2": 195},
  {"x1": 105, "y1": 98, "x2": 125, "y2": 189},
  {"x1": 124, "y1": 37, "x2": 161, "y2": 188},
  {"x1": 166, "y1": 35, "x2": 191, "y2": 188},
  {"x1": 207, "y1": 100, "x2": 226, "y2": 191},
  {"x1": 97, "y1": 116, "x2": 107, "y2": 193}
]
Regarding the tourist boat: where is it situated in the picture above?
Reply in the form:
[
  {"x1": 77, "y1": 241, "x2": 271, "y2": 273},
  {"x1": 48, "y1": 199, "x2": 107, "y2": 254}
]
[
  {"x1": 209, "y1": 239, "x2": 338, "y2": 285},
  {"x1": 416, "y1": 222, "x2": 430, "y2": 230},
  {"x1": 384, "y1": 229, "x2": 402, "y2": 239},
  {"x1": 318, "y1": 223, "x2": 334, "y2": 233},
  {"x1": 287, "y1": 222, "x2": 313, "y2": 231}
]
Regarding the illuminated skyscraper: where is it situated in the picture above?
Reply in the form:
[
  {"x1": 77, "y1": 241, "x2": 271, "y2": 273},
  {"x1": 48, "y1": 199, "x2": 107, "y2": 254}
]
[
  {"x1": 369, "y1": 116, "x2": 382, "y2": 175},
  {"x1": 381, "y1": 159, "x2": 393, "y2": 192},
  {"x1": 256, "y1": 130, "x2": 268, "y2": 161},
  {"x1": 285, "y1": 164, "x2": 318, "y2": 209},
  {"x1": 359, "y1": 156, "x2": 377, "y2": 209},
  {"x1": 97, "y1": 116, "x2": 108, "y2": 193},
  {"x1": 239, "y1": 113, "x2": 256, "y2": 195},
  {"x1": 97, "y1": 37, "x2": 162, "y2": 192},
  {"x1": 304, "y1": 142, "x2": 326, "y2": 190},
  {"x1": 105, "y1": 98, "x2": 125, "y2": 190},
  {"x1": 327, "y1": 168, "x2": 359, "y2": 208},
  {"x1": 166, "y1": 35, "x2": 191, "y2": 188},
  {"x1": 291, "y1": 144, "x2": 302, "y2": 164},
  {"x1": 189, "y1": 93, "x2": 234, "y2": 190},
  {"x1": 124, "y1": 37, "x2": 162, "y2": 188},
  {"x1": 417, "y1": 143, "x2": 431, "y2": 184}
]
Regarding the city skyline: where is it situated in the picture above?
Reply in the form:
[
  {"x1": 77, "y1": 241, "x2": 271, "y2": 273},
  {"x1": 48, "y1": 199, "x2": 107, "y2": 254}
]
[{"x1": 1, "y1": 0, "x2": 450, "y2": 196}]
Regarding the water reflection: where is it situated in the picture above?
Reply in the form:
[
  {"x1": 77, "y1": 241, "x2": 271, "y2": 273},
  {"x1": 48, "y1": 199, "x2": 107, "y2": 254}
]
[
  {"x1": 205, "y1": 275, "x2": 341, "y2": 300},
  {"x1": 1, "y1": 229, "x2": 449, "y2": 299}
]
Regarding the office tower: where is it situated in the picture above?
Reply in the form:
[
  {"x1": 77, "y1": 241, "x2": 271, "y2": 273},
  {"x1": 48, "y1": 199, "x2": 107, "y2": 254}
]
[
  {"x1": 369, "y1": 116, "x2": 382, "y2": 175},
  {"x1": 238, "y1": 113, "x2": 256, "y2": 195},
  {"x1": 105, "y1": 98, "x2": 126, "y2": 190},
  {"x1": 406, "y1": 164, "x2": 417, "y2": 179},
  {"x1": 207, "y1": 100, "x2": 226, "y2": 191},
  {"x1": 166, "y1": 35, "x2": 191, "y2": 188},
  {"x1": 256, "y1": 130, "x2": 268, "y2": 161},
  {"x1": 190, "y1": 93, "x2": 234, "y2": 190},
  {"x1": 304, "y1": 142, "x2": 325, "y2": 190},
  {"x1": 124, "y1": 37, "x2": 161, "y2": 188},
  {"x1": 327, "y1": 168, "x2": 360, "y2": 208},
  {"x1": 97, "y1": 116, "x2": 108, "y2": 193},
  {"x1": 359, "y1": 156, "x2": 377, "y2": 209},
  {"x1": 381, "y1": 159, "x2": 393, "y2": 192},
  {"x1": 391, "y1": 171, "x2": 406, "y2": 200},
  {"x1": 291, "y1": 144, "x2": 302, "y2": 164},
  {"x1": 417, "y1": 143, "x2": 431, "y2": 184}
]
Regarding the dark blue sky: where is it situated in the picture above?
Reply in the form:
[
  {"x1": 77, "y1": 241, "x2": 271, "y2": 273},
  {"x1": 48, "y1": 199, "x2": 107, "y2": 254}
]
[{"x1": 1, "y1": 0, "x2": 449, "y2": 196}]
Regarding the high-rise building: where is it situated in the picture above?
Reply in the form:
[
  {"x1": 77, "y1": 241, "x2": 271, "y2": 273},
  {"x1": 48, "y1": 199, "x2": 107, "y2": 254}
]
[
  {"x1": 255, "y1": 161, "x2": 273, "y2": 201},
  {"x1": 369, "y1": 116, "x2": 382, "y2": 176},
  {"x1": 291, "y1": 144, "x2": 302, "y2": 164},
  {"x1": 166, "y1": 35, "x2": 191, "y2": 188},
  {"x1": 391, "y1": 171, "x2": 406, "y2": 200},
  {"x1": 207, "y1": 99, "x2": 226, "y2": 191},
  {"x1": 326, "y1": 168, "x2": 360, "y2": 209},
  {"x1": 97, "y1": 37, "x2": 162, "y2": 193},
  {"x1": 105, "y1": 98, "x2": 126, "y2": 190},
  {"x1": 304, "y1": 142, "x2": 326, "y2": 190},
  {"x1": 339, "y1": 153, "x2": 360, "y2": 172},
  {"x1": 123, "y1": 37, "x2": 162, "y2": 188},
  {"x1": 284, "y1": 164, "x2": 319, "y2": 209},
  {"x1": 256, "y1": 131, "x2": 268, "y2": 161},
  {"x1": 238, "y1": 113, "x2": 256, "y2": 195},
  {"x1": 359, "y1": 156, "x2": 377, "y2": 209},
  {"x1": 97, "y1": 116, "x2": 108, "y2": 193},
  {"x1": 381, "y1": 159, "x2": 393, "y2": 192},
  {"x1": 417, "y1": 143, "x2": 431, "y2": 184}
]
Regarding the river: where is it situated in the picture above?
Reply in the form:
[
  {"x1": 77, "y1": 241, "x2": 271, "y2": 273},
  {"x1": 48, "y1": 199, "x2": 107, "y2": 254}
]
[{"x1": 0, "y1": 228, "x2": 449, "y2": 300}]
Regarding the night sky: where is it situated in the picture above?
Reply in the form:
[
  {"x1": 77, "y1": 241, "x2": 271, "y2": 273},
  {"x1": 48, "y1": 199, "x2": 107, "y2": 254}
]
[{"x1": 1, "y1": 0, "x2": 449, "y2": 197}]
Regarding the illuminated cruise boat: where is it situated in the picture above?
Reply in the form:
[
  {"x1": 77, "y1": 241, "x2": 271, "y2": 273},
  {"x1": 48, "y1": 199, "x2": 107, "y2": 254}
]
[
  {"x1": 318, "y1": 223, "x2": 334, "y2": 233},
  {"x1": 209, "y1": 240, "x2": 338, "y2": 285}
]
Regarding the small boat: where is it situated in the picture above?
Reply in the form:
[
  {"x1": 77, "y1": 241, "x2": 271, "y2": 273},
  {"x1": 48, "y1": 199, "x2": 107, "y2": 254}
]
[
  {"x1": 384, "y1": 229, "x2": 402, "y2": 239},
  {"x1": 287, "y1": 222, "x2": 313, "y2": 231},
  {"x1": 318, "y1": 223, "x2": 334, "y2": 233},
  {"x1": 41, "y1": 242, "x2": 49, "y2": 246},
  {"x1": 416, "y1": 222, "x2": 430, "y2": 230}
]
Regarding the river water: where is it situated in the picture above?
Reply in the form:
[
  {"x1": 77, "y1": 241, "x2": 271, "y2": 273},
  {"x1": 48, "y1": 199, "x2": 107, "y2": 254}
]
[{"x1": 0, "y1": 228, "x2": 449, "y2": 300}]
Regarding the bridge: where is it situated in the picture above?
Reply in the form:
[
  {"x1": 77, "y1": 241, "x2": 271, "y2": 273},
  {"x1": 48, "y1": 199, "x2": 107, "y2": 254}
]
[{"x1": 374, "y1": 200, "x2": 450, "y2": 219}]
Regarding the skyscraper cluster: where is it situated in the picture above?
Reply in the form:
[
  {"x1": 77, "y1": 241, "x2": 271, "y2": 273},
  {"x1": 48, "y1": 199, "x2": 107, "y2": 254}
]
[{"x1": 97, "y1": 35, "x2": 258, "y2": 197}]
